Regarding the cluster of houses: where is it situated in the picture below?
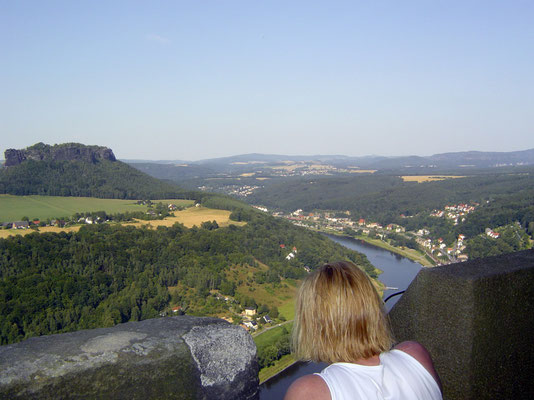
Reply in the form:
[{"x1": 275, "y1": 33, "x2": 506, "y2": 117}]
[
  {"x1": 2, "y1": 218, "x2": 67, "y2": 230},
  {"x1": 226, "y1": 185, "x2": 262, "y2": 198},
  {"x1": 241, "y1": 307, "x2": 273, "y2": 332},
  {"x1": 271, "y1": 207, "x2": 479, "y2": 264},
  {"x1": 430, "y1": 203, "x2": 478, "y2": 225},
  {"x1": 416, "y1": 234, "x2": 469, "y2": 262},
  {"x1": 275, "y1": 209, "x2": 357, "y2": 232},
  {"x1": 357, "y1": 219, "x2": 406, "y2": 236},
  {"x1": 266, "y1": 163, "x2": 369, "y2": 177},
  {"x1": 275, "y1": 209, "x2": 413, "y2": 237}
]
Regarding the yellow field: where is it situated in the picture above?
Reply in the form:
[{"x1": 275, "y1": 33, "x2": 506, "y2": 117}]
[
  {"x1": 239, "y1": 172, "x2": 255, "y2": 177},
  {"x1": 401, "y1": 175, "x2": 465, "y2": 183},
  {"x1": 0, "y1": 206, "x2": 245, "y2": 239},
  {"x1": 256, "y1": 177, "x2": 270, "y2": 181},
  {"x1": 0, "y1": 225, "x2": 82, "y2": 239},
  {"x1": 126, "y1": 206, "x2": 246, "y2": 229}
]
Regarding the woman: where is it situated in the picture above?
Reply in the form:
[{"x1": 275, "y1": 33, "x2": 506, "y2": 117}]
[{"x1": 284, "y1": 261, "x2": 442, "y2": 400}]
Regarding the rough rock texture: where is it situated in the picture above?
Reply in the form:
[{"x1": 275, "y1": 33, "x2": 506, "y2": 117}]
[
  {"x1": 389, "y1": 249, "x2": 534, "y2": 400},
  {"x1": 0, "y1": 316, "x2": 259, "y2": 400},
  {"x1": 4, "y1": 142, "x2": 116, "y2": 166}
]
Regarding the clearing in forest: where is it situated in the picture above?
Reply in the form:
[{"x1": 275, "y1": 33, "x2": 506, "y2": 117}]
[
  {"x1": 126, "y1": 206, "x2": 246, "y2": 229},
  {"x1": 401, "y1": 175, "x2": 465, "y2": 183}
]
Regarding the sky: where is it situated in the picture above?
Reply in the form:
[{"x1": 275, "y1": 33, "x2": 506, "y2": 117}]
[{"x1": 1, "y1": 1, "x2": 533, "y2": 161}]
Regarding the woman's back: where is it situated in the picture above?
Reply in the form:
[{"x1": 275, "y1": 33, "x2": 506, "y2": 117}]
[
  {"x1": 284, "y1": 262, "x2": 442, "y2": 400},
  {"x1": 318, "y1": 349, "x2": 442, "y2": 400}
]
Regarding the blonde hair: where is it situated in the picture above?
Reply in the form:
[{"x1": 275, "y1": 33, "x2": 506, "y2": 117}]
[{"x1": 292, "y1": 261, "x2": 393, "y2": 364}]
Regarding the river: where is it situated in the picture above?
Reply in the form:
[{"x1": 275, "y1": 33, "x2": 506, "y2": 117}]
[{"x1": 259, "y1": 234, "x2": 422, "y2": 399}]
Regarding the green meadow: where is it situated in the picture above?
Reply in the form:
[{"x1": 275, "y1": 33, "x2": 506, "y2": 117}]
[
  {"x1": 254, "y1": 322, "x2": 295, "y2": 383},
  {"x1": 0, "y1": 195, "x2": 194, "y2": 221}
]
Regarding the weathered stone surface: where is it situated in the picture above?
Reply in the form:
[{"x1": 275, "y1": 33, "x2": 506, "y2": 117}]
[
  {"x1": 4, "y1": 142, "x2": 116, "y2": 166},
  {"x1": 389, "y1": 249, "x2": 534, "y2": 400},
  {"x1": 0, "y1": 316, "x2": 259, "y2": 400}
]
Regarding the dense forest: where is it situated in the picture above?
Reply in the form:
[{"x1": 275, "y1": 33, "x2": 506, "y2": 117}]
[
  {"x1": 0, "y1": 159, "x2": 193, "y2": 199},
  {"x1": 246, "y1": 170, "x2": 534, "y2": 260},
  {"x1": 246, "y1": 171, "x2": 534, "y2": 221},
  {"x1": 0, "y1": 208, "x2": 373, "y2": 345}
]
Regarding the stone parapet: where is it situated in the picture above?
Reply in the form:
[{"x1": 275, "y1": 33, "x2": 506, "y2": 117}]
[
  {"x1": 389, "y1": 249, "x2": 534, "y2": 400},
  {"x1": 0, "y1": 316, "x2": 258, "y2": 400}
]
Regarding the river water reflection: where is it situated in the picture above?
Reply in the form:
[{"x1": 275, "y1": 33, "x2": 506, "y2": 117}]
[{"x1": 259, "y1": 234, "x2": 422, "y2": 399}]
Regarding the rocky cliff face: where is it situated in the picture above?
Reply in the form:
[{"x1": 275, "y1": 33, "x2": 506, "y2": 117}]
[
  {"x1": 4, "y1": 142, "x2": 116, "y2": 166},
  {"x1": 0, "y1": 316, "x2": 259, "y2": 400}
]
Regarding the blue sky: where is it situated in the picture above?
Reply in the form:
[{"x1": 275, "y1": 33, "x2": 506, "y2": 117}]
[{"x1": 1, "y1": 1, "x2": 533, "y2": 160}]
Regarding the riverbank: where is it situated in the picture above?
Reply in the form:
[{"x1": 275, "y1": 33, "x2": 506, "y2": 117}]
[
  {"x1": 354, "y1": 235, "x2": 434, "y2": 267},
  {"x1": 259, "y1": 354, "x2": 296, "y2": 384},
  {"x1": 320, "y1": 229, "x2": 434, "y2": 267},
  {"x1": 258, "y1": 232, "x2": 424, "y2": 396}
]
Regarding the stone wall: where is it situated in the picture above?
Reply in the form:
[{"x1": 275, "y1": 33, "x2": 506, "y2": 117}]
[
  {"x1": 0, "y1": 316, "x2": 259, "y2": 400},
  {"x1": 389, "y1": 249, "x2": 534, "y2": 400}
]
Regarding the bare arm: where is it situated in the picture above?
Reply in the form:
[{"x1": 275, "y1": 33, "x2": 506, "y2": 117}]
[
  {"x1": 284, "y1": 374, "x2": 332, "y2": 400},
  {"x1": 394, "y1": 341, "x2": 442, "y2": 392}
]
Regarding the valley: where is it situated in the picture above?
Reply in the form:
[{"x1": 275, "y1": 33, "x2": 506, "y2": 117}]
[{"x1": 1, "y1": 143, "x2": 534, "y2": 386}]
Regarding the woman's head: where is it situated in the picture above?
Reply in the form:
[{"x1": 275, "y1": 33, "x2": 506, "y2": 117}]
[{"x1": 292, "y1": 261, "x2": 393, "y2": 364}]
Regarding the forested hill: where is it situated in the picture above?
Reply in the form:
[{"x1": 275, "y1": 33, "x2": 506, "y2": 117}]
[
  {"x1": 246, "y1": 171, "x2": 534, "y2": 221},
  {"x1": 0, "y1": 143, "x2": 189, "y2": 199},
  {"x1": 0, "y1": 207, "x2": 374, "y2": 345}
]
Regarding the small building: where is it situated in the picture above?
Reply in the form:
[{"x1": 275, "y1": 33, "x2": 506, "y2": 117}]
[
  {"x1": 263, "y1": 315, "x2": 272, "y2": 324},
  {"x1": 13, "y1": 221, "x2": 29, "y2": 229},
  {"x1": 243, "y1": 321, "x2": 258, "y2": 330},
  {"x1": 244, "y1": 307, "x2": 256, "y2": 317},
  {"x1": 286, "y1": 253, "x2": 295, "y2": 260}
]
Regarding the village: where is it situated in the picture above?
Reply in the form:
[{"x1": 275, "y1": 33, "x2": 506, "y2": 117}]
[
  {"x1": 1, "y1": 201, "x2": 182, "y2": 232},
  {"x1": 253, "y1": 201, "x2": 506, "y2": 266}
]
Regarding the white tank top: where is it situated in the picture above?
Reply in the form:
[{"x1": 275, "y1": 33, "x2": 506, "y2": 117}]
[{"x1": 316, "y1": 349, "x2": 442, "y2": 400}]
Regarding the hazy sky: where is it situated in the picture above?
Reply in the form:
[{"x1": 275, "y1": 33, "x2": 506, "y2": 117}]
[{"x1": 2, "y1": 1, "x2": 533, "y2": 160}]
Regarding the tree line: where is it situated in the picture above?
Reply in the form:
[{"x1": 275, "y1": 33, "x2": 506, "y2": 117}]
[{"x1": 0, "y1": 208, "x2": 374, "y2": 345}]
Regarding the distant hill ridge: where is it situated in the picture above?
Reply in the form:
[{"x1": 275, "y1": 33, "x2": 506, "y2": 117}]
[
  {"x1": 125, "y1": 148, "x2": 534, "y2": 169},
  {"x1": 0, "y1": 142, "x2": 188, "y2": 199},
  {"x1": 4, "y1": 142, "x2": 116, "y2": 167}
]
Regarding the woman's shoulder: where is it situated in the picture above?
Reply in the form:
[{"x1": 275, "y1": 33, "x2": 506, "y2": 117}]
[
  {"x1": 393, "y1": 341, "x2": 442, "y2": 391},
  {"x1": 284, "y1": 373, "x2": 331, "y2": 400}
]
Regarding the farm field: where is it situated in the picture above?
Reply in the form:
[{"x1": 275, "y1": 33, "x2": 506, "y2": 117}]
[
  {"x1": 125, "y1": 206, "x2": 247, "y2": 229},
  {"x1": 0, "y1": 195, "x2": 194, "y2": 221},
  {"x1": 401, "y1": 175, "x2": 465, "y2": 183},
  {"x1": 0, "y1": 204, "x2": 243, "y2": 239}
]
